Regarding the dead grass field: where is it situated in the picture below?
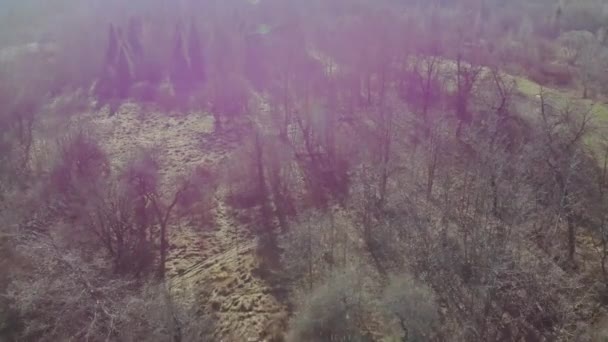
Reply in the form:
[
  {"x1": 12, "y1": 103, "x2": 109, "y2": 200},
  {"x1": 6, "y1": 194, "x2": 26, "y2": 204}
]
[{"x1": 88, "y1": 103, "x2": 288, "y2": 341}]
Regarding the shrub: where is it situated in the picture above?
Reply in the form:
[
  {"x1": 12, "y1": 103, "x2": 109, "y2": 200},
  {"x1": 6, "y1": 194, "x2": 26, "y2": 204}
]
[
  {"x1": 286, "y1": 271, "x2": 372, "y2": 342},
  {"x1": 51, "y1": 130, "x2": 110, "y2": 197},
  {"x1": 381, "y1": 275, "x2": 439, "y2": 342},
  {"x1": 130, "y1": 81, "x2": 158, "y2": 103},
  {"x1": 530, "y1": 63, "x2": 574, "y2": 87},
  {"x1": 210, "y1": 74, "x2": 250, "y2": 125},
  {"x1": 7, "y1": 234, "x2": 213, "y2": 342}
]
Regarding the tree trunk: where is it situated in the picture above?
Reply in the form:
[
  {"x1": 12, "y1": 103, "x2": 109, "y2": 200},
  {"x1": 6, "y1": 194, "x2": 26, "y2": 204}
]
[
  {"x1": 153, "y1": 195, "x2": 181, "y2": 279},
  {"x1": 367, "y1": 74, "x2": 372, "y2": 105},
  {"x1": 379, "y1": 121, "x2": 391, "y2": 207},
  {"x1": 491, "y1": 176, "x2": 499, "y2": 217},
  {"x1": 426, "y1": 139, "x2": 438, "y2": 200},
  {"x1": 255, "y1": 133, "x2": 270, "y2": 220},
  {"x1": 567, "y1": 212, "x2": 576, "y2": 265},
  {"x1": 583, "y1": 84, "x2": 588, "y2": 99},
  {"x1": 562, "y1": 187, "x2": 576, "y2": 265},
  {"x1": 602, "y1": 234, "x2": 608, "y2": 286},
  {"x1": 159, "y1": 221, "x2": 167, "y2": 278},
  {"x1": 426, "y1": 167, "x2": 435, "y2": 200}
]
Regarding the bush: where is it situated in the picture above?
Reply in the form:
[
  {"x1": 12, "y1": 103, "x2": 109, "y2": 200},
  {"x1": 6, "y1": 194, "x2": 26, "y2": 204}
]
[
  {"x1": 286, "y1": 271, "x2": 372, "y2": 342},
  {"x1": 279, "y1": 211, "x2": 352, "y2": 288},
  {"x1": 130, "y1": 81, "x2": 158, "y2": 103},
  {"x1": 210, "y1": 74, "x2": 250, "y2": 124},
  {"x1": 7, "y1": 235, "x2": 213, "y2": 342},
  {"x1": 51, "y1": 142, "x2": 157, "y2": 275},
  {"x1": 381, "y1": 275, "x2": 439, "y2": 342},
  {"x1": 51, "y1": 130, "x2": 110, "y2": 197},
  {"x1": 530, "y1": 63, "x2": 574, "y2": 87},
  {"x1": 117, "y1": 283, "x2": 216, "y2": 342},
  {"x1": 7, "y1": 236, "x2": 134, "y2": 341}
]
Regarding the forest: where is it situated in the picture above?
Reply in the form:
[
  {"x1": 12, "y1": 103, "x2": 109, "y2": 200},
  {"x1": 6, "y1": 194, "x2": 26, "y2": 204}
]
[{"x1": 2, "y1": 0, "x2": 608, "y2": 340}]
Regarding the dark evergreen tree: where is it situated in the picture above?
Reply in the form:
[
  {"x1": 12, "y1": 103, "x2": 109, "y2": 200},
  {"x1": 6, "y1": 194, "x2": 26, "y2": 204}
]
[
  {"x1": 188, "y1": 22, "x2": 206, "y2": 85},
  {"x1": 96, "y1": 24, "x2": 119, "y2": 104},
  {"x1": 127, "y1": 17, "x2": 144, "y2": 60},
  {"x1": 170, "y1": 26, "x2": 191, "y2": 93},
  {"x1": 105, "y1": 24, "x2": 119, "y2": 67},
  {"x1": 115, "y1": 46, "x2": 132, "y2": 99},
  {"x1": 127, "y1": 18, "x2": 145, "y2": 83}
]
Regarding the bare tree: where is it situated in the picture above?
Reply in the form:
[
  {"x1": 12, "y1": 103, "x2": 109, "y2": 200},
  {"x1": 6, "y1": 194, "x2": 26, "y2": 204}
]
[
  {"x1": 535, "y1": 89, "x2": 594, "y2": 265},
  {"x1": 559, "y1": 30, "x2": 608, "y2": 98},
  {"x1": 280, "y1": 211, "x2": 349, "y2": 290},
  {"x1": 592, "y1": 140, "x2": 608, "y2": 287},
  {"x1": 148, "y1": 166, "x2": 210, "y2": 279},
  {"x1": 7, "y1": 230, "x2": 213, "y2": 342}
]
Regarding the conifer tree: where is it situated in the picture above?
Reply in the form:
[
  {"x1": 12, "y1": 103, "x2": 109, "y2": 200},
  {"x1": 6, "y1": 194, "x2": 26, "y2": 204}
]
[
  {"x1": 105, "y1": 24, "x2": 119, "y2": 67},
  {"x1": 170, "y1": 26, "x2": 191, "y2": 93},
  {"x1": 188, "y1": 22, "x2": 206, "y2": 85},
  {"x1": 116, "y1": 45, "x2": 132, "y2": 99},
  {"x1": 127, "y1": 17, "x2": 144, "y2": 59},
  {"x1": 96, "y1": 24, "x2": 119, "y2": 103}
]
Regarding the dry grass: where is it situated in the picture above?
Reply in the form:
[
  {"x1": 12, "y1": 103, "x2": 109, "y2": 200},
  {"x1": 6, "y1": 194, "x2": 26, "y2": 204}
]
[
  {"x1": 168, "y1": 194, "x2": 287, "y2": 341},
  {"x1": 84, "y1": 102, "x2": 288, "y2": 341}
]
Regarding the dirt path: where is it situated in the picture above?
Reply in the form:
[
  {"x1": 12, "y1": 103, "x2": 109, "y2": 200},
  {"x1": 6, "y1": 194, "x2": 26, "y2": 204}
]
[{"x1": 167, "y1": 193, "x2": 287, "y2": 341}]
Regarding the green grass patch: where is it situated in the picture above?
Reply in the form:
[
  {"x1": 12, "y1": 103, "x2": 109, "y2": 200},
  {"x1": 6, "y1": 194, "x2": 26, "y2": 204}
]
[
  {"x1": 513, "y1": 75, "x2": 608, "y2": 156},
  {"x1": 591, "y1": 102, "x2": 608, "y2": 123},
  {"x1": 515, "y1": 75, "x2": 608, "y2": 123},
  {"x1": 515, "y1": 76, "x2": 543, "y2": 97}
]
